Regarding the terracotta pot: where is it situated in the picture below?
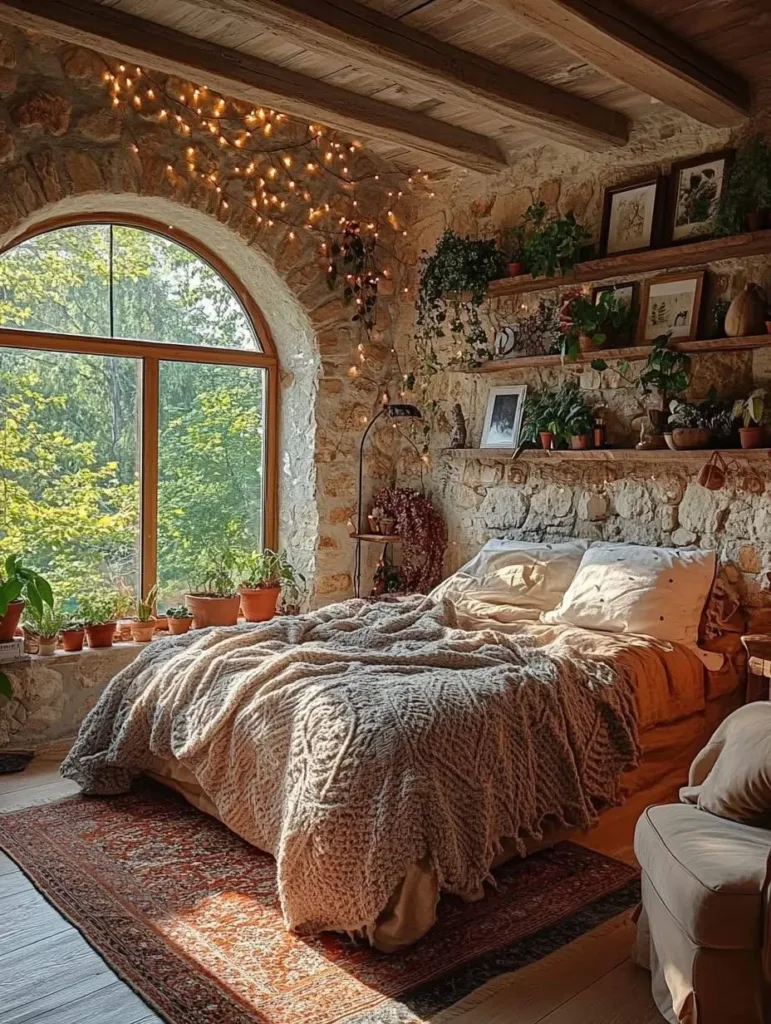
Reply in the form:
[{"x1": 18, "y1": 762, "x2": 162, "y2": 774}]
[
  {"x1": 539, "y1": 431, "x2": 554, "y2": 450},
  {"x1": 85, "y1": 622, "x2": 117, "y2": 649},
  {"x1": 698, "y1": 452, "x2": 728, "y2": 491},
  {"x1": 130, "y1": 619, "x2": 156, "y2": 643},
  {"x1": 168, "y1": 616, "x2": 193, "y2": 636},
  {"x1": 578, "y1": 332, "x2": 605, "y2": 353},
  {"x1": 507, "y1": 261, "x2": 524, "y2": 278},
  {"x1": 0, "y1": 600, "x2": 25, "y2": 644},
  {"x1": 671, "y1": 427, "x2": 712, "y2": 450},
  {"x1": 185, "y1": 594, "x2": 240, "y2": 629},
  {"x1": 37, "y1": 636, "x2": 58, "y2": 657},
  {"x1": 154, "y1": 615, "x2": 168, "y2": 632},
  {"x1": 60, "y1": 628, "x2": 85, "y2": 652},
  {"x1": 115, "y1": 619, "x2": 133, "y2": 642},
  {"x1": 239, "y1": 586, "x2": 281, "y2": 623},
  {"x1": 569, "y1": 433, "x2": 591, "y2": 450},
  {"x1": 739, "y1": 425, "x2": 764, "y2": 449},
  {"x1": 379, "y1": 516, "x2": 396, "y2": 536}
]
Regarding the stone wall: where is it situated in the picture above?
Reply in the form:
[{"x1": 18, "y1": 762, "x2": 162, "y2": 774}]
[
  {"x1": 0, "y1": 22, "x2": 411, "y2": 606},
  {"x1": 396, "y1": 107, "x2": 771, "y2": 610}
]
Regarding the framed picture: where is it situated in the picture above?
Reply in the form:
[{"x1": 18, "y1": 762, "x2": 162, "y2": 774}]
[
  {"x1": 592, "y1": 281, "x2": 637, "y2": 309},
  {"x1": 638, "y1": 271, "x2": 704, "y2": 343},
  {"x1": 600, "y1": 177, "x2": 666, "y2": 256},
  {"x1": 481, "y1": 385, "x2": 527, "y2": 449},
  {"x1": 666, "y1": 150, "x2": 733, "y2": 243}
]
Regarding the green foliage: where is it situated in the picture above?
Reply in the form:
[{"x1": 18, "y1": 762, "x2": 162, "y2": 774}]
[
  {"x1": 593, "y1": 332, "x2": 690, "y2": 401},
  {"x1": 166, "y1": 604, "x2": 191, "y2": 619},
  {"x1": 0, "y1": 554, "x2": 53, "y2": 618},
  {"x1": 136, "y1": 583, "x2": 158, "y2": 622},
  {"x1": 716, "y1": 135, "x2": 771, "y2": 236},
  {"x1": 240, "y1": 548, "x2": 304, "y2": 595},
  {"x1": 560, "y1": 290, "x2": 637, "y2": 360},
  {"x1": 79, "y1": 592, "x2": 118, "y2": 626},
  {"x1": 521, "y1": 379, "x2": 592, "y2": 446},
  {"x1": 189, "y1": 548, "x2": 239, "y2": 597},
  {"x1": 669, "y1": 388, "x2": 733, "y2": 437},
  {"x1": 22, "y1": 601, "x2": 70, "y2": 638},
  {"x1": 518, "y1": 203, "x2": 592, "y2": 279},
  {"x1": 733, "y1": 388, "x2": 766, "y2": 427},
  {"x1": 325, "y1": 223, "x2": 378, "y2": 331}
]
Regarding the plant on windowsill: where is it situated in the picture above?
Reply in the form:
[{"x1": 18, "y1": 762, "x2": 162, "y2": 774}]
[
  {"x1": 166, "y1": 605, "x2": 194, "y2": 635},
  {"x1": 80, "y1": 593, "x2": 119, "y2": 649},
  {"x1": 130, "y1": 584, "x2": 158, "y2": 643},
  {"x1": 559, "y1": 289, "x2": 637, "y2": 360},
  {"x1": 715, "y1": 134, "x2": 771, "y2": 235},
  {"x1": 733, "y1": 388, "x2": 766, "y2": 448},
  {"x1": 0, "y1": 555, "x2": 54, "y2": 699},
  {"x1": 21, "y1": 603, "x2": 70, "y2": 657},
  {"x1": 186, "y1": 550, "x2": 241, "y2": 629},
  {"x1": 60, "y1": 618, "x2": 86, "y2": 653},
  {"x1": 239, "y1": 549, "x2": 305, "y2": 622}
]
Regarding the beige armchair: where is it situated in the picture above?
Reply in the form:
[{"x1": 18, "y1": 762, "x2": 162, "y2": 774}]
[{"x1": 633, "y1": 702, "x2": 771, "y2": 1024}]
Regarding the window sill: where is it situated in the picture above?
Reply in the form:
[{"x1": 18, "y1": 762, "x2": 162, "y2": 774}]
[{"x1": 7, "y1": 641, "x2": 149, "y2": 668}]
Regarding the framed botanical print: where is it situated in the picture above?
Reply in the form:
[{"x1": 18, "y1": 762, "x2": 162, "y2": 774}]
[
  {"x1": 599, "y1": 177, "x2": 666, "y2": 256},
  {"x1": 666, "y1": 150, "x2": 733, "y2": 243},
  {"x1": 638, "y1": 271, "x2": 705, "y2": 343},
  {"x1": 481, "y1": 385, "x2": 527, "y2": 449}
]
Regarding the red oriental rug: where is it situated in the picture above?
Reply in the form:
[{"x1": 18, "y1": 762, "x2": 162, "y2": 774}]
[{"x1": 0, "y1": 782, "x2": 639, "y2": 1024}]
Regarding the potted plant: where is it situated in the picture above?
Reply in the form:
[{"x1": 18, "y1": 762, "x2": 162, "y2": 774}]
[
  {"x1": 186, "y1": 550, "x2": 241, "y2": 628},
  {"x1": 239, "y1": 549, "x2": 305, "y2": 622},
  {"x1": 166, "y1": 605, "x2": 194, "y2": 635},
  {"x1": 559, "y1": 290, "x2": 637, "y2": 360},
  {"x1": 518, "y1": 202, "x2": 592, "y2": 279},
  {"x1": 733, "y1": 388, "x2": 766, "y2": 448},
  {"x1": 113, "y1": 584, "x2": 136, "y2": 641},
  {"x1": 666, "y1": 400, "x2": 713, "y2": 450},
  {"x1": 80, "y1": 593, "x2": 118, "y2": 649},
  {"x1": 565, "y1": 397, "x2": 595, "y2": 450},
  {"x1": 502, "y1": 223, "x2": 527, "y2": 277},
  {"x1": 130, "y1": 584, "x2": 158, "y2": 642},
  {"x1": 21, "y1": 603, "x2": 70, "y2": 656},
  {"x1": 521, "y1": 379, "x2": 586, "y2": 450},
  {"x1": 716, "y1": 135, "x2": 771, "y2": 235},
  {"x1": 60, "y1": 619, "x2": 86, "y2": 652},
  {"x1": 0, "y1": 554, "x2": 54, "y2": 644}
]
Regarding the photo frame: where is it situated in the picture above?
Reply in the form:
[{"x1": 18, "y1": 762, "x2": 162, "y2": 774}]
[
  {"x1": 481, "y1": 385, "x2": 527, "y2": 449},
  {"x1": 666, "y1": 150, "x2": 733, "y2": 243},
  {"x1": 592, "y1": 281, "x2": 637, "y2": 309},
  {"x1": 637, "y1": 271, "x2": 705, "y2": 344},
  {"x1": 599, "y1": 177, "x2": 667, "y2": 257}
]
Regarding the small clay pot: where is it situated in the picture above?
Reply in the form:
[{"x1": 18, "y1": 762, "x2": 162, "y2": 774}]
[
  {"x1": 60, "y1": 628, "x2": 85, "y2": 652},
  {"x1": 507, "y1": 261, "x2": 524, "y2": 278},
  {"x1": 115, "y1": 619, "x2": 133, "y2": 642},
  {"x1": 698, "y1": 453, "x2": 728, "y2": 491},
  {"x1": 671, "y1": 427, "x2": 711, "y2": 450},
  {"x1": 85, "y1": 622, "x2": 117, "y2": 649},
  {"x1": 569, "y1": 433, "x2": 591, "y2": 450},
  {"x1": 379, "y1": 516, "x2": 396, "y2": 536},
  {"x1": 239, "y1": 585, "x2": 280, "y2": 623},
  {"x1": 36, "y1": 636, "x2": 58, "y2": 657},
  {"x1": 168, "y1": 616, "x2": 193, "y2": 636},
  {"x1": 130, "y1": 619, "x2": 156, "y2": 643},
  {"x1": 0, "y1": 600, "x2": 25, "y2": 644},
  {"x1": 185, "y1": 594, "x2": 240, "y2": 629},
  {"x1": 539, "y1": 431, "x2": 554, "y2": 450},
  {"x1": 739, "y1": 425, "x2": 764, "y2": 449}
]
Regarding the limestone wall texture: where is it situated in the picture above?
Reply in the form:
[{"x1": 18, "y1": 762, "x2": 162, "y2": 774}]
[{"x1": 396, "y1": 107, "x2": 771, "y2": 611}]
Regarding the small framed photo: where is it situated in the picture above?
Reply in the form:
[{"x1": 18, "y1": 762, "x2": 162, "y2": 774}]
[
  {"x1": 667, "y1": 150, "x2": 733, "y2": 243},
  {"x1": 481, "y1": 385, "x2": 527, "y2": 449},
  {"x1": 638, "y1": 271, "x2": 704, "y2": 343},
  {"x1": 600, "y1": 177, "x2": 667, "y2": 256},
  {"x1": 592, "y1": 281, "x2": 637, "y2": 309}
]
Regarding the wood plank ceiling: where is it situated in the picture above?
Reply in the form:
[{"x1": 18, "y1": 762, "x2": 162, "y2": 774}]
[{"x1": 0, "y1": 0, "x2": 764, "y2": 175}]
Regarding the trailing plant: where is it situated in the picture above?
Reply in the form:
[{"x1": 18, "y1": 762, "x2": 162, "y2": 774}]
[
  {"x1": 372, "y1": 487, "x2": 447, "y2": 593},
  {"x1": 494, "y1": 299, "x2": 559, "y2": 359},
  {"x1": 22, "y1": 602, "x2": 70, "y2": 639},
  {"x1": 716, "y1": 135, "x2": 771, "y2": 236},
  {"x1": 415, "y1": 229, "x2": 508, "y2": 373},
  {"x1": 240, "y1": 549, "x2": 305, "y2": 595},
  {"x1": 189, "y1": 549, "x2": 239, "y2": 597},
  {"x1": 135, "y1": 584, "x2": 158, "y2": 622},
  {"x1": 166, "y1": 605, "x2": 192, "y2": 619},
  {"x1": 79, "y1": 593, "x2": 118, "y2": 626},
  {"x1": 0, "y1": 554, "x2": 53, "y2": 621},
  {"x1": 518, "y1": 202, "x2": 592, "y2": 279},
  {"x1": 559, "y1": 290, "x2": 637, "y2": 360},
  {"x1": 325, "y1": 222, "x2": 379, "y2": 332},
  {"x1": 593, "y1": 332, "x2": 691, "y2": 405},
  {"x1": 733, "y1": 388, "x2": 765, "y2": 427}
]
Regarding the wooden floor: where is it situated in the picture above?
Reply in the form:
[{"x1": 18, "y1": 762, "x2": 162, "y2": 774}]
[{"x1": 0, "y1": 749, "x2": 668, "y2": 1024}]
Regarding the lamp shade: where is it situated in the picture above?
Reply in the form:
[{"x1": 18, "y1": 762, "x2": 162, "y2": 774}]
[{"x1": 384, "y1": 403, "x2": 422, "y2": 420}]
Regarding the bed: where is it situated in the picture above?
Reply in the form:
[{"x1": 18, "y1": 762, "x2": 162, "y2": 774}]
[{"x1": 61, "y1": 539, "x2": 746, "y2": 952}]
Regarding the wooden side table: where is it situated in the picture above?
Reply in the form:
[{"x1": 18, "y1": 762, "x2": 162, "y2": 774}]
[{"x1": 741, "y1": 635, "x2": 771, "y2": 702}]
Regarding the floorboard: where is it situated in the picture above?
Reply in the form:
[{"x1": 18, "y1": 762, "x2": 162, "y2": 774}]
[{"x1": 0, "y1": 758, "x2": 665, "y2": 1023}]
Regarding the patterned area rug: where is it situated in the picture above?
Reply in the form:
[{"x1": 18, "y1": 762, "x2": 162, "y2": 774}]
[{"x1": 0, "y1": 782, "x2": 639, "y2": 1024}]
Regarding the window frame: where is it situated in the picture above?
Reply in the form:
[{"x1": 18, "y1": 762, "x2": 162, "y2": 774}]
[{"x1": 0, "y1": 212, "x2": 279, "y2": 597}]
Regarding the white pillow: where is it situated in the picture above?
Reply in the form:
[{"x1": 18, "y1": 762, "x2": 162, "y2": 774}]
[
  {"x1": 430, "y1": 538, "x2": 589, "y2": 621},
  {"x1": 542, "y1": 543, "x2": 717, "y2": 646}
]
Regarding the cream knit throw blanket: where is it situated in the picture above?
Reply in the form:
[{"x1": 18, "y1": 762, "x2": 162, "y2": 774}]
[{"x1": 62, "y1": 597, "x2": 639, "y2": 936}]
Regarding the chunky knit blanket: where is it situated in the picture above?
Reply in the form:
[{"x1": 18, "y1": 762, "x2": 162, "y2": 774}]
[{"x1": 62, "y1": 596, "x2": 639, "y2": 936}]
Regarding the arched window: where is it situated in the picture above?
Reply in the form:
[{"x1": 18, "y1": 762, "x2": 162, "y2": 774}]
[{"x1": 0, "y1": 216, "x2": 277, "y2": 608}]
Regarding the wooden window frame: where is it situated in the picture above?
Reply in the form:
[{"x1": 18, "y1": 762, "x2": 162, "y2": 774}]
[{"x1": 0, "y1": 212, "x2": 279, "y2": 597}]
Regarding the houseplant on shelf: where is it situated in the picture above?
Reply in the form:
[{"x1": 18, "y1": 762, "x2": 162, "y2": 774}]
[
  {"x1": 186, "y1": 550, "x2": 241, "y2": 628},
  {"x1": 131, "y1": 584, "x2": 158, "y2": 642},
  {"x1": 60, "y1": 618, "x2": 86, "y2": 652},
  {"x1": 716, "y1": 134, "x2": 771, "y2": 235},
  {"x1": 166, "y1": 605, "x2": 194, "y2": 635},
  {"x1": 559, "y1": 290, "x2": 637, "y2": 360},
  {"x1": 521, "y1": 379, "x2": 588, "y2": 450},
  {"x1": 565, "y1": 396, "x2": 595, "y2": 450},
  {"x1": 518, "y1": 202, "x2": 592, "y2": 280},
  {"x1": 666, "y1": 400, "x2": 714, "y2": 450},
  {"x1": 733, "y1": 388, "x2": 766, "y2": 448},
  {"x1": 80, "y1": 593, "x2": 119, "y2": 648},
  {"x1": 239, "y1": 550, "x2": 305, "y2": 622},
  {"x1": 21, "y1": 603, "x2": 70, "y2": 656}
]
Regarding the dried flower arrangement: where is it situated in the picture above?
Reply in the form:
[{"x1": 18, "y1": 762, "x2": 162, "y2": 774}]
[{"x1": 372, "y1": 487, "x2": 447, "y2": 593}]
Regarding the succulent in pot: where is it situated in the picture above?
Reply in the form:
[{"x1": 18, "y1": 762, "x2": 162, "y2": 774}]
[
  {"x1": 80, "y1": 593, "x2": 119, "y2": 648},
  {"x1": 166, "y1": 605, "x2": 194, "y2": 635},
  {"x1": 239, "y1": 549, "x2": 305, "y2": 622},
  {"x1": 21, "y1": 603, "x2": 70, "y2": 657},
  {"x1": 186, "y1": 550, "x2": 241, "y2": 628},
  {"x1": 131, "y1": 584, "x2": 158, "y2": 643},
  {"x1": 733, "y1": 388, "x2": 766, "y2": 448}
]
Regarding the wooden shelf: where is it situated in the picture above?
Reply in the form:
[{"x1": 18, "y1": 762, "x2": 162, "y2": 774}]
[
  {"x1": 441, "y1": 447, "x2": 771, "y2": 464},
  {"x1": 352, "y1": 533, "x2": 402, "y2": 543},
  {"x1": 462, "y1": 334, "x2": 771, "y2": 373},
  {"x1": 487, "y1": 228, "x2": 771, "y2": 299}
]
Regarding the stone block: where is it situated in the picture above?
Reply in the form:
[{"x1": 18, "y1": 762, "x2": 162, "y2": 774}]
[{"x1": 14, "y1": 91, "x2": 71, "y2": 135}]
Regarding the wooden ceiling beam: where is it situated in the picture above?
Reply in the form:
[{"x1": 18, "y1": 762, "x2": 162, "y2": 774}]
[
  {"x1": 0, "y1": 0, "x2": 509, "y2": 174},
  {"x1": 177, "y1": 0, "x2": 629, "y2": 151},
  {"x1": 484, "y1": 0, "x2": 750, "y2": 127}
]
